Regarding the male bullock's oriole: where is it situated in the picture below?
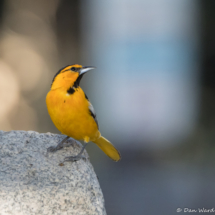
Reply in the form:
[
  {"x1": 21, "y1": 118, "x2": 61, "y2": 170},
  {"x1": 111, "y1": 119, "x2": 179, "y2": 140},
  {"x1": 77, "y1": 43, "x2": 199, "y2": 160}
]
[{"x1": 46, "y1": 64, "x2": 121, "y2": 162}]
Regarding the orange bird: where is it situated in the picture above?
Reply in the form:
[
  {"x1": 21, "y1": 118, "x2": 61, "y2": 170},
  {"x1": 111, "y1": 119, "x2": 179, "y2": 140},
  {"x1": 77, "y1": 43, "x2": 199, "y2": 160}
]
[{"x1": 46, "y1": 64, "x2": 121, "y2": 162}]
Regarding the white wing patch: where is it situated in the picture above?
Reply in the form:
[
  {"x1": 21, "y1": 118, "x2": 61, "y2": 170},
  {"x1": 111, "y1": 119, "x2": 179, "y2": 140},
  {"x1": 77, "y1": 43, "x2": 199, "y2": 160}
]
[
  {"x1": 88, "y1": 102, "x2": 99, "y2": 128},
  {"x1": 89, "y1": 103, "x2": 96, "y2": 116}
]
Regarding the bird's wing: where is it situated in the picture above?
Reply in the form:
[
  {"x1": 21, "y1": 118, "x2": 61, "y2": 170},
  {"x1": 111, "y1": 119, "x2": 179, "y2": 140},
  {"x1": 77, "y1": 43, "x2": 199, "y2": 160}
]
[
  {"x1": 88, "y1": 102, "x2": 99, "y2": 129},
  {"x1": 84, "y1": 93, "x2": 99, "y2": 129}
]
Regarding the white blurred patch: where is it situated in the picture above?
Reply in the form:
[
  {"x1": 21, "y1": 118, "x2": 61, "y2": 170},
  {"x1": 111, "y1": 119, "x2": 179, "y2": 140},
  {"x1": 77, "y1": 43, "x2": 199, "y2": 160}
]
[{"x1": 89, "y1": 102, "x2": 96, "y2": 116}]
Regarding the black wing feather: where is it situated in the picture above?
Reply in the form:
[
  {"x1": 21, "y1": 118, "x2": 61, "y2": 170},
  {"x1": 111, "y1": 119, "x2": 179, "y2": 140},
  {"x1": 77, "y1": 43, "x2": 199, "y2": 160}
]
[{"x1": 88, "y1": 100, "x2": 99, "y2": 129}]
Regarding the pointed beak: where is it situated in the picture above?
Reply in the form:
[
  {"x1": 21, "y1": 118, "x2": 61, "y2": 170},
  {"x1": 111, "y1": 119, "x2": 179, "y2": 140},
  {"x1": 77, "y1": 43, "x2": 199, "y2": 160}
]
[{"x1": 79, "y1": 66, "x2": 96, "y2": 75}]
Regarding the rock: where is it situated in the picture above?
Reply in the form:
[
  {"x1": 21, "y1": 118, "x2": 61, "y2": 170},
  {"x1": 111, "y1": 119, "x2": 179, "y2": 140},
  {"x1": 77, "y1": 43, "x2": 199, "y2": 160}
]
[{"x1": 0, "y1": 130, "x2": 106, "y2": 215}]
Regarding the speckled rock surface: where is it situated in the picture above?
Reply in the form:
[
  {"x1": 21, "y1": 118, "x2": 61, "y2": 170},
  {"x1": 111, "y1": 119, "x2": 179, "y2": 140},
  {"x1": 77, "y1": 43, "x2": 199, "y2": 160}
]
[{"x1": 0, "y1": 130, "x2": 106, "y2": 215}]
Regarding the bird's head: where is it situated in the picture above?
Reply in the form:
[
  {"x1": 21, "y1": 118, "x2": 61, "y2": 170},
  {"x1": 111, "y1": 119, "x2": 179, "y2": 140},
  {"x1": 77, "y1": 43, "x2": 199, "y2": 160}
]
[{"x1": 51, "y1": 64, "x2": 95, "y2": 90}]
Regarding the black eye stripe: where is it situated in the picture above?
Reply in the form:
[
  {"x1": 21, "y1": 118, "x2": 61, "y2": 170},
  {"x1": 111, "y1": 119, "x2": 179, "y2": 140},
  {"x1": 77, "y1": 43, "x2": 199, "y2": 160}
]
[{"x1": 51, "y1": 65, "x2": 79, "y2": 87}]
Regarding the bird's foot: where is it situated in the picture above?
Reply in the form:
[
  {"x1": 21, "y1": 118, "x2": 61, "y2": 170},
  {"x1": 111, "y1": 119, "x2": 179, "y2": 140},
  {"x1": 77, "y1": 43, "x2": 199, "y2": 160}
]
[
  {"x1": 47, "y1": 136, "x2": 70, "y2": 153},
  {"x1": 63, "y1": 142, "x2": 88, "y2": 162},
  {"x1": 64, "y1": 155, "x2": 86, "y2": 162},
  {"x1": 47, "y1": 145, "x2": 63, "y2": 153}
]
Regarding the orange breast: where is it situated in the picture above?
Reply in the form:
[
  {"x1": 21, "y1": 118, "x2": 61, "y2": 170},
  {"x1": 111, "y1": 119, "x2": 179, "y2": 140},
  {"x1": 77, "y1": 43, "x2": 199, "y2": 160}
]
[{"x1": 46, "y1": 87, "x2": 99, "y2": 141}]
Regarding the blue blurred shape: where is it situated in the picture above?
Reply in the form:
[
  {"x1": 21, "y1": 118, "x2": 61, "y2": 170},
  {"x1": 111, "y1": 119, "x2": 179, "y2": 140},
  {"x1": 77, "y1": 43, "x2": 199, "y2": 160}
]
[{"x1": 82, "y1": 0, "x2": 200, "y2": 149}]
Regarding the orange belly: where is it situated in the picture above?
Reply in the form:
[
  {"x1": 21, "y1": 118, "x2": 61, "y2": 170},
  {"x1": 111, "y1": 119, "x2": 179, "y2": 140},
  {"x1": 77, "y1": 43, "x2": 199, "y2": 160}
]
[{"x1": 46, "y1": 88, "x2": 99, "y2": 141}]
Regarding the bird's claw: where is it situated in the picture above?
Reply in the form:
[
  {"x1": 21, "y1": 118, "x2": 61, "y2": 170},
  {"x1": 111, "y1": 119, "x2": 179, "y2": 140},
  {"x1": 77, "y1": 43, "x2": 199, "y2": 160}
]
[
  {"x1": 64, "y1": 155, "x2": 85, "y2": 162},
  {"x1": 47, "y1": 145, "x2": 63, "y2": 153},
  {"x1": 47, "y1": 136, "x2": 70, "y2": 153}
]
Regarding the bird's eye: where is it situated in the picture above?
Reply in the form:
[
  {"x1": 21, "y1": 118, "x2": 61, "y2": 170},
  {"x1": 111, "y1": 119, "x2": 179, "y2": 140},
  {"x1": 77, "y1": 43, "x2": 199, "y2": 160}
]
[{"x1": 71, "y1": 67, "x2": 76, "y2": 71}]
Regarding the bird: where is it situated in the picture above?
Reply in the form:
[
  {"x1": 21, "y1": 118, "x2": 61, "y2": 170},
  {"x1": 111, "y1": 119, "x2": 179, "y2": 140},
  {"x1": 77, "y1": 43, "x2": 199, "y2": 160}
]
[{"x1": 46, "y1": 64, "x2": 121, "y2": 162}]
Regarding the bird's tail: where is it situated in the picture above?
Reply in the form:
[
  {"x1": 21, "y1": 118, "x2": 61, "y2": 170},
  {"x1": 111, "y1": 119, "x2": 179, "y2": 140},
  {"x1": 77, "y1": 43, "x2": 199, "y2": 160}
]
[{"x1": 93, "y1": 136, "x2": 121, "y2": 161}]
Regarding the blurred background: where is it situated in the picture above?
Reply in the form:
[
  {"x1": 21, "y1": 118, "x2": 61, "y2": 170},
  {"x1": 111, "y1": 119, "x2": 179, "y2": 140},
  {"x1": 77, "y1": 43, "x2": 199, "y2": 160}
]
[{"x1": 0, "y1": 0, "x2": 215, "y2": 214}]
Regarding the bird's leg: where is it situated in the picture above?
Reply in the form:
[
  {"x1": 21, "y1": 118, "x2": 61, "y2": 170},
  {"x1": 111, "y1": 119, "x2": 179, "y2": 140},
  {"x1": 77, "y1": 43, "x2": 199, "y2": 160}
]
[
  {"x1": 64, "y1": 143, "x2": 88, "y2": 162},
  {"x1": 47, "y1": 136, "x2": 70, "y2": 152}
]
